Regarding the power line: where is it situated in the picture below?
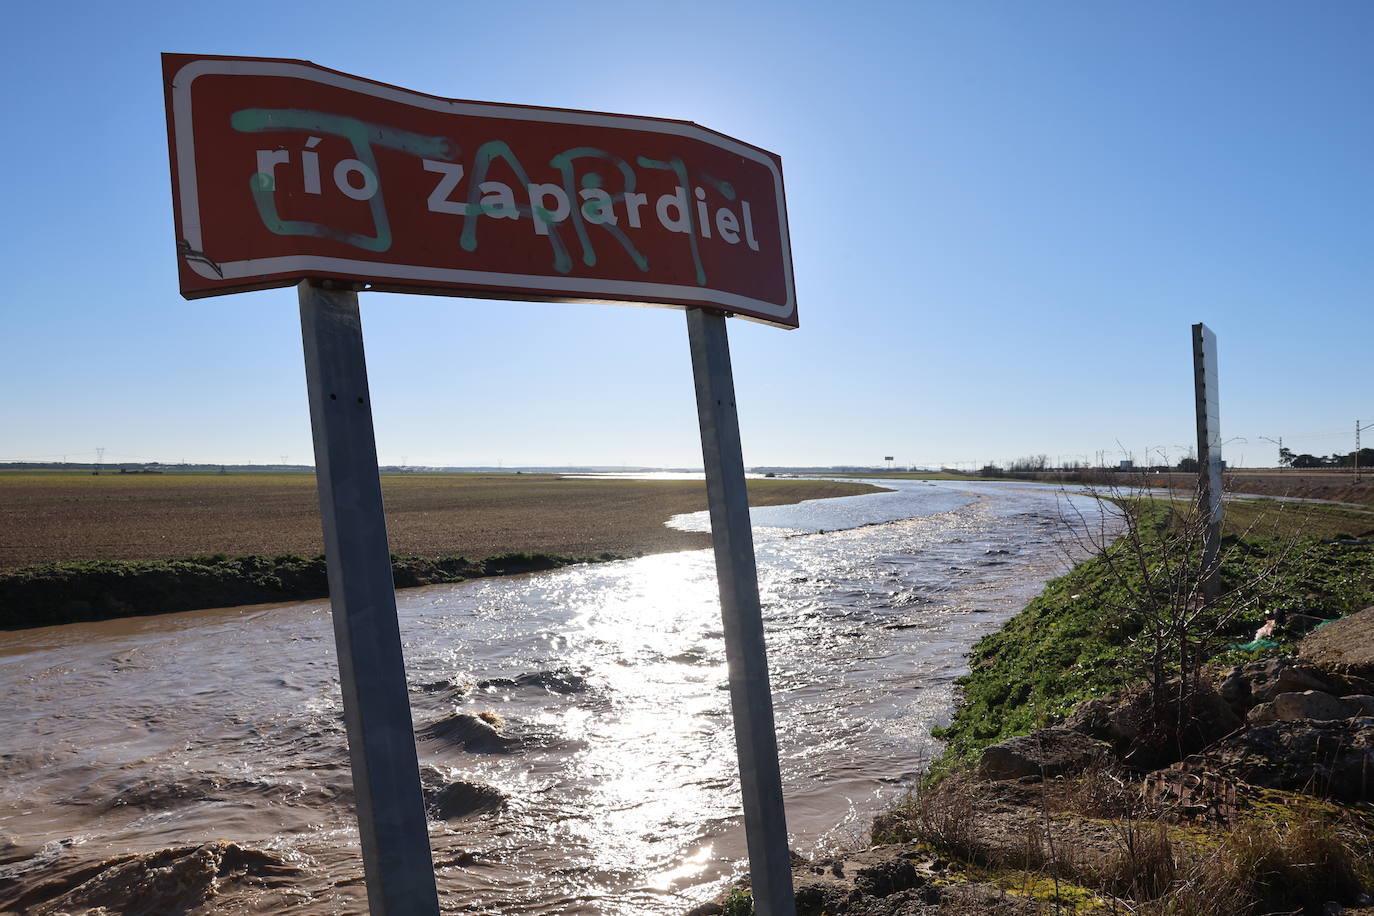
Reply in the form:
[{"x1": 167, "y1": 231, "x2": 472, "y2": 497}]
[{"x1": 1281, "y1": 429, "x2": 1361, "y2": 442}]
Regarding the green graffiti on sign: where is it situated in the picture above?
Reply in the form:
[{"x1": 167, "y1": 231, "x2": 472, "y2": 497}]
[
  {"x1": 549, "y1": 147, "x2": 650, "y2": 271},
  {"x1": 458, "y1": 140, "x2": 572, "y2": 275},
  {"x1": 636, "y1": 155, "x2": 706, "y2": 286},
  {"x1": 229, "y1": 109, "x2": 762, "y2": 287},
  {"x1": 231, "y1": 109, "x2": 454, "y2": 253}
]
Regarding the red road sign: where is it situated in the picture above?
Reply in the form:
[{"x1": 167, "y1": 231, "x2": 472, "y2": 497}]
[{"x1": 162, "y1": 54, "x2": 798, "y2": 328}]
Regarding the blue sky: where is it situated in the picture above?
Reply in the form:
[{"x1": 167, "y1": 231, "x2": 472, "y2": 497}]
[{"x1": 2, "y1": 1, "x2": 1369, "y2": 469}]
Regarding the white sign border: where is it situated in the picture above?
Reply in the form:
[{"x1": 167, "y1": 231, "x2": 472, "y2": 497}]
[{"x1": 169, "y1": 58, "x2": 797, "y2": 325}]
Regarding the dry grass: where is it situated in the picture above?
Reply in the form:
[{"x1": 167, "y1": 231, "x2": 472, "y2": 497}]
[
  {"x1": 1108, "y1": 811, "x2": 1368, "y2": 915},
  {"x1": 1058, "y1": 763, "x2": 1146, "y2": 820},
  {"x1": 1098, "y1": 820, "x2": 1178, "y2": 902},
  {"x1": 0, "y1": 472, "x2": 883, "y2": 569},
  {"x1": 871, "y1": 772, "x2": 981, "y2": 861},
  {"x1": 875, "y1": 772, "x2": 1374, "y2": 915}
]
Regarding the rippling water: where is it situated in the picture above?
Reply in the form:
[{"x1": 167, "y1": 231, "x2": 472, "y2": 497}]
[{"x1": 0, "y1": 480, "x2": 1112, "y2": 914}]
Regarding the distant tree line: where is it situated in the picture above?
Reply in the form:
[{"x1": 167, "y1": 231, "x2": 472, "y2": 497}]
[
  {"x1": 951, "y1": 448, "x2": 1374, "y2": 478},
  {"x1": 1006, "y1": 455, "x2": 1092, "y2": 472},
  {"x1": 1278, "y1": 447, "x2": 1374, "y2": 469}
]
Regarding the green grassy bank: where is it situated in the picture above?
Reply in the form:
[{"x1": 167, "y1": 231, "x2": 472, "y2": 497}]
[
  {"x1": 0, "y1": 551, "x2": 622, "y2": 630},
  {"x1": 705, "y1": 497, "x2": 1374, "y2": 915},
  {"x1": 930, "y1": 499, "x2": 1374, "y2": 777}
]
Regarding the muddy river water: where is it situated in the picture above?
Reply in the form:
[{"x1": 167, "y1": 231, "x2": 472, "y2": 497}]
[{"x1": 0, "y1": 480, "x2": 1113, "y2": 914}]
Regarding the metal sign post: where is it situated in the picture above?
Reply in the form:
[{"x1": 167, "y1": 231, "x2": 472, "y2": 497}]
[
  {"x1": 165, "y1": 55, "x2": 801, "y2": 910},
  {"x1": 299, "y1": 280, "x2": 440, "y2": 915},
  {"x1": 1192, "y1": 322, "x2": 1222, "y2": 603},
  {"x1": 687, "y1": 307, "x2": 796, "y2": 916}
]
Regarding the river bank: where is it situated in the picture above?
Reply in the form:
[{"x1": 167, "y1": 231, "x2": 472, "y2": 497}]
[
  {"x1": 0, "y1": 551, "x2": 623, "y2": 629},
  {"x1": 706, "y1": 497, "x2": 1374, "y2": 915},
  {"x1": 0, "y1": 473, "x2": 883, "y2": 628},
  {"x1": 0, "y1": 472, "x2": 884, "y2": 569},
  {"x1": 0, "y1": 479, "x2": 1090, "y2": 915}
]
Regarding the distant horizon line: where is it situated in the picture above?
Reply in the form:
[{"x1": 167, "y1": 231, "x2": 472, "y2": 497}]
[
  {"x1": 1, "y1": 460, "x2": 944, "y2": 473},
  {"x1": 4, "y1": 460, "x2": 1329, "y2": 474}
]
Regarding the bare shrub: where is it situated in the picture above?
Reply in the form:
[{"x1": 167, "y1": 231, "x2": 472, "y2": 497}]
[
  {"x1": 870, "y1": 773, "x2": 979, "y2": 861},
  {"x1": 1099, "y1": 819, "x2": 1177, "y2": 901},
  {"x1": 1055, "y1": 480, "x2": 1297, "y2": 765},
  {"x1": 1060, "y1": 762, "x2": 1145, "y2": 820}
]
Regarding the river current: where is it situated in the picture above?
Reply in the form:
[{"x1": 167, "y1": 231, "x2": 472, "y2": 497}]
[{"x1": 0, "y1": 480, "x2": 1112, "y2": 914}]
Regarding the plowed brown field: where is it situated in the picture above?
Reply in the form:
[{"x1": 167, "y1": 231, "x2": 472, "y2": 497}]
[{"x1": 0, "y1": 473, "x2": 883, "y2": 570}]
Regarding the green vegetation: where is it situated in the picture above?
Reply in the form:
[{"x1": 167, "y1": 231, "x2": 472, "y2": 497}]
[
  {"x1": 823, "y1": 492, "x2": 1374, "y2": 915},
  {"x1": 1219, "y1": 497, "x2": 1374, "y2": 540},
  {"x1": 929, "y1": 498, "x2": 1374, "y2": 776},
  {"x1": 721, "y1": 887, "x2": 755, "y2": 915},
  {"x1": 0, "y1": 550, "x2": 623, "y2": 630}
]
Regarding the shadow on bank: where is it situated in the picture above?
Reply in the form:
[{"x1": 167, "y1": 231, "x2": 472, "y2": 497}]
[{"x1": 0, "y1": 551, "x2": 625, "y2": 630}]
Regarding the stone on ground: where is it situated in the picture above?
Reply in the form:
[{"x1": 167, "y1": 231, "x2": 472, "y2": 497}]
[
  {"x1": 976, "y1": 728, "x2": 1111, "y2": 781},
  {"x1": 1210, "y1": 716, "x2": 1374, "y2": 801},
  {"x1": 1300, "y1": 606, "x2": 1374, "y2": 690}
]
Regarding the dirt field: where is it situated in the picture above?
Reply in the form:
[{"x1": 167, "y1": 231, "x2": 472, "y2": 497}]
[
  {"x1": 1001, "y1": 467, "x2": 1374, "y2": 507},
  {"x1": 1130, "y1": 468, "x2": 1374, "y2": 506},
  {"x1": 0, "y1": 472, "x2": 883, "y2": 570}
]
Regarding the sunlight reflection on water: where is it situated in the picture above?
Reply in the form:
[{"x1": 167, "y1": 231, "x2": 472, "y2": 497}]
[{"x1": 0, "y1": 480, "x2": 1117, "y2": 915}]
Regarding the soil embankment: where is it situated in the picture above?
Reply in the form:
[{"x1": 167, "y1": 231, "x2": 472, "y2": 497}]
[
  {"x1": 1020, "y1": 468, "x2": 1374, "y2": 507},
  {"x1": 699, "y1": 499, "x2": 1374, "y2": 915},
  {"x1": 0, "y1": 473, "x2": 884, "y2": 628},
  {"x1": 1143, "y1": 469, "x2": 1374, "y2": 507},
  {"x1": 0, "y1": 552, "x2": 603, "y2": 630},
  {"x1": 1219, "y1": 469, "x2": 1374, "y2": 506}
]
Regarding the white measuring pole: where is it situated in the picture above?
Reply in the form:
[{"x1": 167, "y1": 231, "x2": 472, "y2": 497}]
[
  {"x1": 686, "y1": 307, "x2": 796, "y2": 916},
  {"x1": 1192, "y1": 322, "x2": 1222, "y2": 603},
  {"x1": 299, "y1": 280, "x2": 440, "y2": 915}
]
